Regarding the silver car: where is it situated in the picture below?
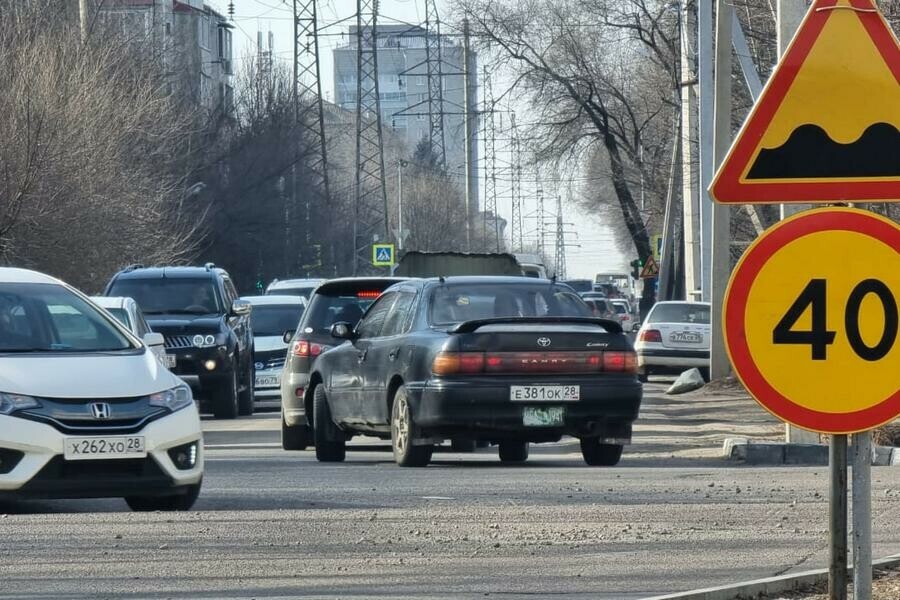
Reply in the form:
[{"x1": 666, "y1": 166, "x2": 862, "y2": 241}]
[{"x1": 90, "y1": 296, "x2": 167, "y2": 365}]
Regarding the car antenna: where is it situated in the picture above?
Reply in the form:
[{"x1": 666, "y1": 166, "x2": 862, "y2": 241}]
[{"x1": 438, "y1": 275, "x2": 445, "y2": 284}]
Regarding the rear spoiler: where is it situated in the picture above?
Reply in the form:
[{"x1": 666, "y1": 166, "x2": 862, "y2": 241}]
[{"x1": 450, "y1": 317, "x2": 623, "y2": 335}]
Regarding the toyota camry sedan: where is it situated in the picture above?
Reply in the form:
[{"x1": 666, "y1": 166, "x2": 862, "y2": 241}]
[
  {"x1": 307, "y1": 277, "x2": 642, "y2": 467},
  {"x1": 0, "y1": 268, "x2": 203, "y2": 510}
]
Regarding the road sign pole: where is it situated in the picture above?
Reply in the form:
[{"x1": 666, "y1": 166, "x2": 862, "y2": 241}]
[
  {"x1": 851, "y1": 431, "x2": 872, "y2": 600},
  {"x1": 829, "y1": 434, "x2": 848, "y2": 600}
]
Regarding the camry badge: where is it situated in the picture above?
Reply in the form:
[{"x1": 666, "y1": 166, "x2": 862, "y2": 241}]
[
  {"x1": 537, "y1": 337, "x2": 552, "y2": 347},
  {"x1": 90, "y1": 403, "x2": 111, "y2": 420}
]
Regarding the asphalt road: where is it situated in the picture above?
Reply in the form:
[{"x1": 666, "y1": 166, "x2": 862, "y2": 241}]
[{"x1": 2, "y1": 380, "x2": 899, "y2": 600}]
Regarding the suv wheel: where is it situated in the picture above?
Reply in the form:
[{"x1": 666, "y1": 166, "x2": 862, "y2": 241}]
[
  {"x1": 125, "y1": 480, "x2": 201, "y2": 511},
  {"x1": 580, "y1": 438, "x2": 623, "y2": 466},
  {"x1": 391, "y1": 385, "x2": 431, "y2": 467},
  {"x1": 212, "y1": 369, "x2": 239, "y2": 419},
  {"x1": 282, "y1": 415, "x2": 310, "y2": 451},
  {"x1": 313, "y1": 386, "x2": 345, "y2": 462},
  {"x1": 498, "y1": 441, "x2": 529, "y2": 463},
  {"x1": 238, "y1": 358, "x2": 254, "y2": 416}
]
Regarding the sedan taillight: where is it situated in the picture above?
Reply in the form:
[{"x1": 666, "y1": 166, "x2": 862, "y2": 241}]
[
  {"x1": 639, "y1": 329, "x2": 663, "y2": 343},
  {"x1": 432, "y1": 351, "x2": 637, "y2": 375},
  {"x1": 292, "y1": 340, "x2": 330, "y2": 358}
]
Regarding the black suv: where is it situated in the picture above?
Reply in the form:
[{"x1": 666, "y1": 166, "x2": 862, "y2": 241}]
[{"x1": 105, "y1": 264, "x2": 255, "y2": 419}]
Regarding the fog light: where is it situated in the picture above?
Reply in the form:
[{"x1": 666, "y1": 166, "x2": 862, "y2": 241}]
[
  {"x1": 167, "y1": 441, "x2": 199, "y2": 470},
  {"x1": 0, "y1": 448, "x2": 24, "y2": 475},
  {"x1": 295, "y1": 387, "x2": 305, "y2": 398},
  {"x1": 204, "y1": 360, "x2": 217, "y2": 371}
]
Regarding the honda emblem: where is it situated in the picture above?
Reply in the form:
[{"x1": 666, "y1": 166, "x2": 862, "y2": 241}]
[{"x1": 90, "y1": 403, "x2": 111, "y2": 420}]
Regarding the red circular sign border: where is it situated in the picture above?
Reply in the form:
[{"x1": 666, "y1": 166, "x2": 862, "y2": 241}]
[{"x1": 724, "y1": 208, "x2": 900, "y2": 434}]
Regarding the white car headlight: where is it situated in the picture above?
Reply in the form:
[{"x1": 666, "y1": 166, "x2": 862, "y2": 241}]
[
  {"x1": 0, "y1": 392, "x2": 40, "y2": 415},
  {"x1": 148, "y1": 385, "x2": 194, "y2": 412}
]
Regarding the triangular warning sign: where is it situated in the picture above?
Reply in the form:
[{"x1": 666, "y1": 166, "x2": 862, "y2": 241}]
[
  {"x1": 711, "y1": 0, "x2": 900, "y2": 204},
  {"x1": 639, "y1": 255, "x2": 659, "y2": 279}
]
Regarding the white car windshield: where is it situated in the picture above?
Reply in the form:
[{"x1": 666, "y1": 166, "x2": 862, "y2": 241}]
[{"x1": 0, "y1": 283, "x2": 134, "y2": 353}]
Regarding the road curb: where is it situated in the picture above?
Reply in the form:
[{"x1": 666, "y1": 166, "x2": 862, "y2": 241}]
[
  {"x1": 723, "y1": 438, "x2": 899, "y2": 466},
  {"x1": 641, "y1": 555, "x2": 900, "y2": 600}
]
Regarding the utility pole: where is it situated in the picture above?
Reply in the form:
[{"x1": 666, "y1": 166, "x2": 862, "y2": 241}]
[
  {"x1": 679, "y1": 1, "x2": 702, "y2": 300},
  {"x1": 535, "y1": 171, "x2": 546, "y2": 258},
  {"x1": 353, "y1": 0, "x2": 389, "y2": 274},
  {"x1": 482, "y1": 66, "x2": 500, "y2": 252},
  {"x1": 291, "y1": 0, "x2": 331, "y2": 275},
  {"x1": 778, "y1": 0, "x2": 808, "y2": 223},
  {"x1": 554, "y1": 195, "x2": 567, "y2": 279},
  {"x1": 79, "y1": 0, "x2": 90, "y2": 40},
  {"x1": 697, "y1": 0, "x2": 715, "y2": 303},
  {"x1": 462, "y1": 19, "x2": 477, "y2": 251},
  {"x1": 424, "y1": 0, "x2": 447, "y2": 167},
  {"x1": 710, "y1": 0, "x2": 733, "y2": 380},
  {"x1": 510, "y1": 113, "x2": 524, "y2": 252}
]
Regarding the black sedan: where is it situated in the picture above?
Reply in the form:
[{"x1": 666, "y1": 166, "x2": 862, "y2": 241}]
[{"x1": 308, "y1": 277, "x2": 642, "y2": 467}]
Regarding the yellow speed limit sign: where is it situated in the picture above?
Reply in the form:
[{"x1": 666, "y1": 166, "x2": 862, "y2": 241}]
[{"x1": 723, "y1": 208, "x2": 899, "y2": 434}]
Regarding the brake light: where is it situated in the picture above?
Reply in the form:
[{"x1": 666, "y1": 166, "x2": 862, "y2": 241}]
[
  {"x1": 433, "y1": 350, "x2": 637, "y2": 375},
  {"x1": 603, "y1": 351, "x2": 638, "y2": 373},
  {"x1": 432, "y1": 352, "x2": 484, "y2": 375},
  {"x1": 292, "y1": 341, "x2": 330, "y2": 357},
  {"x1": 357, "y1": 290, "x2": 382, "y2": 299},
  {"x1": 639, "y1": 329, "x2": 663, "y2": 343}
]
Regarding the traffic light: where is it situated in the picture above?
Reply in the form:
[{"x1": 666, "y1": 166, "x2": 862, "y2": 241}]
[{"x1": 630, "y1": 258, "x2": 643, "y2": 279}]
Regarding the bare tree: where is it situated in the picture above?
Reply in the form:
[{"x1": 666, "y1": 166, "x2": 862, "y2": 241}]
[{"x1": 0, "y1": 0, "x2": 202, "y2": 291}]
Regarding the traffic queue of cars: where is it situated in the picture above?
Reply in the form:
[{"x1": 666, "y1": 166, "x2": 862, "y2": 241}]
[{"x1": 0, "y1": 264, "x2": 646, "y2": 510}]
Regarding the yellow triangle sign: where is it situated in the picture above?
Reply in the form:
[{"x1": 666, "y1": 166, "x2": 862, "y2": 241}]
[{"x1": 711, "y1": 0, "x2": 900, "y2": 203}]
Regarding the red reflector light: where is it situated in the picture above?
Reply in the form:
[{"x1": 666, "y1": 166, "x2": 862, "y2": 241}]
[
  {"x1": 458, "y1": 353, "x2": 485, "y2": 373},
  {"x1": 310, "y1": 343, "x2": 327, "y2": 357},
  {"x1": 356, "y1": 290, "x2": 382, "y2": 299},
  {"x1": 639, "y1": 329, "x2": 663, "y2": 343},
  {"x1": 484, "y1": 352, "x2": 603, "y2": 374},
  {"x1": 295, "y1": 387, "x2": 305, "y2": 398},
  {"x1": 603, "y1": 351, "x2": 638, "y2": 374},
  {"x1": 292, "y1": 340, "x2": 310, "y2": 357}
]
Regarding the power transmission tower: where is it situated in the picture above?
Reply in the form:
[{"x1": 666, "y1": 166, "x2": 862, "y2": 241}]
[
  {"x1": 291, "y1": 0, "x2": 331, "y2": 274},
  {"x1": 481, "y1": 67, "x2": 500, "y2": 251},
  {"x1": 554, "y1": 195, "x2": 567, "y2": 279},
  {"x1": 509, "y1": 113, "x2": 523, "y2": 252},
  {"x1": 424, "y1": 0, "x2": 447, "y2": 166},
  {"x1": 353, "y1": 0, "x2": 389, "y2": 274}
]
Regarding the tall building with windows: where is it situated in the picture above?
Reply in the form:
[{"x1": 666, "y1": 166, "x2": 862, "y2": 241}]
[
  {"x1": 333, "y1": 24, "x2": 478, "y2": 207},
  {"x1": 96, "y1": 0, "x2": 234, "y2": 114}
]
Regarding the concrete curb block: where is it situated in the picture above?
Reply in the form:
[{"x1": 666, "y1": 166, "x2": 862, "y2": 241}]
[
  {"x1": 641, "y1": 555, "x2": 900, "y2": 600},
  {"x1": 723, "y1": 438, "x2": 899, "y2": 466}
]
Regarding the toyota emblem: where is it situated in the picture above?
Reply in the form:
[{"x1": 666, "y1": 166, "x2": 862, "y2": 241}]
[{"x1": 536, "y1": 337, "x2": 552, "y2": 347}]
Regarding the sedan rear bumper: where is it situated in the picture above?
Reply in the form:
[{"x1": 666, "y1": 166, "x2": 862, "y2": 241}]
[
  {"x1": 637, "y1": 347, "x2": 710, "y2": 369},
  {"x1": 407, "y1": 377, "x2": 641, "y2": 442}
]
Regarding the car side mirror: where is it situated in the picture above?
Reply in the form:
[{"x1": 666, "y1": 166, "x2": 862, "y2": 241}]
[
  {"x1": 632, "y1": 322, "x2": 641, "y2": 332},
  {"x1": 231, "y1": 299, "x2": 252, "y2": 316},
  {"x1": 330, "y1": 321, "x2": 356, "y2": 340},
  {"x1": 143, "y1": 332, "x2": 165, "y2": 347},
  {"x1": 282, "y1": 330, "x2": 295, "y2": 344}
]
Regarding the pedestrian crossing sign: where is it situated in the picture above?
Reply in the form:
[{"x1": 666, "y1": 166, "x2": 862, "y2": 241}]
[{"x1": 372, "y1": 244, "x2": 395, "y2": 267}]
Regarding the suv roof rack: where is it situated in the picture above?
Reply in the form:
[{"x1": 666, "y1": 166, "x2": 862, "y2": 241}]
[
  {"x1": 123, "y1": 264, "x2": 144, "y2": 272},
  {"x1": 204, "y1": 262, "x2": 216, "y2": 271}
]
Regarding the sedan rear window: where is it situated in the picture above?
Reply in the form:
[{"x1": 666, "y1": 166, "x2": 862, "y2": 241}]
[
  {"x1": 647, "y1": 304, "x2": 711, "y2": 325},
  {"x1": 429, "y1": 283, "x2": 590, "y2": 325},
  {"x1": 251, "y1": 305, "x2": 305, "y2": 337},
  {"x1": 303, "y1": 293, "x2": 380, "y2": 334}
]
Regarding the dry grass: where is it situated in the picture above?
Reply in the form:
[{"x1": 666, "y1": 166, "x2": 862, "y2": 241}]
[{"x1": 872, "y1": 422, "x2": 900, "y2": 447}]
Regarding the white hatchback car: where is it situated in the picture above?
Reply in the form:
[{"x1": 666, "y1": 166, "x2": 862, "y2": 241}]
[
  {"x1": 634, "y1": 301, "x2": 711, "y2": 382},
  {"x1": 90, "y1": 296, "x2": 167, "y2": 365},
  {"x1": 0, "y1": 268, "x2": 203, "y2": 510}
]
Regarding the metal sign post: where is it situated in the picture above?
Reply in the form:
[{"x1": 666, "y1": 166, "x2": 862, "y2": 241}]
[
  {"x1": 852, "y1": 432, "x2": 873, "y2": 600},
  {"x1": 829, "y1": 435, "x2": 848, "y2": 600}
]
